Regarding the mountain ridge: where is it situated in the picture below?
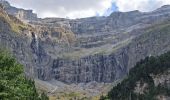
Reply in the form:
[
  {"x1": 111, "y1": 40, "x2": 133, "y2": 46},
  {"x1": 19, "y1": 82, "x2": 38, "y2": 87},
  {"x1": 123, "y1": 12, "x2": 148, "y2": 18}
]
[
  {"x1": 0, "y1": 1, "x2": 170, "y2": 99},
  {"x1": 0, "y1": 0, "x2": 170, "y2": 83}
]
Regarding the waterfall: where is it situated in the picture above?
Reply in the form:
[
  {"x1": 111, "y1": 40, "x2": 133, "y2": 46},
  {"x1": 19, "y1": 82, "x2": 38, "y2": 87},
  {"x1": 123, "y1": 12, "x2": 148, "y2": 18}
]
[{"x1": 31, "y1": 32, "x2": 39, "y2": 62}]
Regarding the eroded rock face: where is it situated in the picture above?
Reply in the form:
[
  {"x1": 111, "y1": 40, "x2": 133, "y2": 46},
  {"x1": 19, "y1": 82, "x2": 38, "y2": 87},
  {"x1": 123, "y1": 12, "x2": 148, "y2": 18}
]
[
  {"x1": 1, "y1": 1, "x2": 170, "y2": 84},
  {"x1": 152, "y1": 70, "x2": 170, "y2": 87},
  {"x1": 50, "y1": 49, "x2": 129, "y2": 83},
  {"x1": 0, "y1": 0, "x2": 37, "y2": 21},
  {"x1": 0, "y1": 21, "x2": 35, "y2": 77}
]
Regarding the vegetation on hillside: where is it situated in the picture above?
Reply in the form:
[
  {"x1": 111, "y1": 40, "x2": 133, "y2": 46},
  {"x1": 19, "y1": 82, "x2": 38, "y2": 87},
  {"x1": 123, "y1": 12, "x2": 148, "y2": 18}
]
[
  {"x1": 101, "y1": 51, "x2": 170, "y2": 100},
  {"x1": 0, "y1": 4, "x2": 31, "y2": 33},
  {"x1": 0, "y1": 50, "x2": 48, "y2": 100}
]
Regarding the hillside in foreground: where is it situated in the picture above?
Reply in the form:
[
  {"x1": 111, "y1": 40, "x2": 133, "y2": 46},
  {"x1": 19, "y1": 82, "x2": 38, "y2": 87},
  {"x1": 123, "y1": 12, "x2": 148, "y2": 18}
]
[
  {"x1": 101, "y1": 51, "x2": 170, "y2": 100},
  {"x1": 0, "y1": 50, "x2": 49, "y2": 100}
]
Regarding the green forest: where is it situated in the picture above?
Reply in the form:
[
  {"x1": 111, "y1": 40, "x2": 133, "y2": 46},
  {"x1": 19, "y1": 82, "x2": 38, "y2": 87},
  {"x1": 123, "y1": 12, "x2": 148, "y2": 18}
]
[
  {"x1": 101, "y1": 51, "x2": 170, "y2": 100},
  {"x1": 0, "y1": 50, "x2": 49, "y2": 100}
]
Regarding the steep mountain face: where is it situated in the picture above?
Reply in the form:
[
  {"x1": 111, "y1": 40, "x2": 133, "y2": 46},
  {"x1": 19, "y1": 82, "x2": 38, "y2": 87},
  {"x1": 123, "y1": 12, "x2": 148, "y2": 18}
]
[
  {"x1": 29, "y1": 6, "x2": 170, "y2": 84},
  {"x1": 0, "y1": 1, "x2": 170, "y2": 86},
  {"x1": 0, "y1": 6, "x2": 36, "y2": 77},
  {"x1": 0, "y1": 0, "x2": 37, "y2": 22}
]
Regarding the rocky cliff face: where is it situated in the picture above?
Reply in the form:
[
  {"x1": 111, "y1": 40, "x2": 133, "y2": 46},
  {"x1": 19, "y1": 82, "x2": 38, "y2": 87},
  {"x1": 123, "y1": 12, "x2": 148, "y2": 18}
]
[
  {"x1": 0, "y1": 0, "x2": 37, "y2": 22},
  {"x1": 32, "y1": 6, "x2": 170, "y2": 84},
  {"x1": 0, "y1": 1, "x2": 170, "y2": 85}
]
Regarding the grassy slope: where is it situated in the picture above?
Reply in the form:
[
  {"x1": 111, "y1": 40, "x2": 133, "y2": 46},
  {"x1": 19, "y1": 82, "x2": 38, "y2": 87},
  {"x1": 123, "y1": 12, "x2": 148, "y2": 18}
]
[{"x1": 0, "y1": 6, "x2": 31, "y2": 33}]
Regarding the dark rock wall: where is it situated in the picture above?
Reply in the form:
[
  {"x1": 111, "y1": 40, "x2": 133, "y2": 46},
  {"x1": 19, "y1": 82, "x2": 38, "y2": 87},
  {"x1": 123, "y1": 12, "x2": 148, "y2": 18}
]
[{"x1": 50, "y1": 49, "x2": 129, "y2": 83}]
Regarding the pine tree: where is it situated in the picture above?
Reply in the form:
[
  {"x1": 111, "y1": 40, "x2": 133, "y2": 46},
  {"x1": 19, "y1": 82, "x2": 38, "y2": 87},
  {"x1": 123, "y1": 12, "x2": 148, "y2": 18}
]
[{"x1": 0, "y1": 50, "x2": 49, "y2": 100}]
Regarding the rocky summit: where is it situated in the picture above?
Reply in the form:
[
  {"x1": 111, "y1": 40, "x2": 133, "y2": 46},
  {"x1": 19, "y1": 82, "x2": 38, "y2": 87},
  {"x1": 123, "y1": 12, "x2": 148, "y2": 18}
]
[
  {"x1": 0, "y1": 0, "x2": 170, "y2": 99},
  {"x1": 0, "y1": 0, "x2": 37, "y2": 22}
]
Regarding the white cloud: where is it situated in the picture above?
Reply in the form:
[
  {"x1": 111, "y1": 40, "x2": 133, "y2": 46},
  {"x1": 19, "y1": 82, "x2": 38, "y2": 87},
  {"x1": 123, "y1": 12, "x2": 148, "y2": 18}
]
[
  {"x1": 114, "y1": 0, "x2": 170, "y2": 12},
  {"x1": 7, "y1": 0, "x2": 113, "y2": 19},
  {"x1": 6, "y1": 0, "x2": 170, "y2": 19}
]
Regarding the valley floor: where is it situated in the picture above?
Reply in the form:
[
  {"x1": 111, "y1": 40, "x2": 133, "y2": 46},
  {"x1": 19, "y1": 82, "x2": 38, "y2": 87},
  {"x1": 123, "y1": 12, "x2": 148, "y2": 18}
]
[{"x1": 35, "y1": 79, "x2": 120, "y2": 100}]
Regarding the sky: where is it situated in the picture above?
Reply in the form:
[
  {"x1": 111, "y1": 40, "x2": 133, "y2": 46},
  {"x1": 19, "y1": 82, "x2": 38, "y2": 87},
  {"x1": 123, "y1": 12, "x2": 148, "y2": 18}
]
[{"x1": 6, "y1": 0, "x2": 170, "y2": 19}]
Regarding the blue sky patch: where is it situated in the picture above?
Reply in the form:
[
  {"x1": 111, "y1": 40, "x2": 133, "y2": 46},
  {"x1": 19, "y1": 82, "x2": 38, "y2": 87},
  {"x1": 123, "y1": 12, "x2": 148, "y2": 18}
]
[{"x1": 103, "y1": 2, "x2": 118, "y2": 16}]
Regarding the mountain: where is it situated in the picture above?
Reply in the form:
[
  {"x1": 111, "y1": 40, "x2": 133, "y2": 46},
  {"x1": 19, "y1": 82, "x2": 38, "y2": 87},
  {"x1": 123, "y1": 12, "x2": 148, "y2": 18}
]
[
  {"x1": 0, "y1": 0, "x2": 37, "y2": 22},
  {"x1": 102, "y1": 51, "x2": 170, "y2": 100},
  {"x1": 0, "y1": 0, "x2": 170, "y2": 99},
  {"x1": 25, "y1": 5, "x2": 170, "y2": 83}
]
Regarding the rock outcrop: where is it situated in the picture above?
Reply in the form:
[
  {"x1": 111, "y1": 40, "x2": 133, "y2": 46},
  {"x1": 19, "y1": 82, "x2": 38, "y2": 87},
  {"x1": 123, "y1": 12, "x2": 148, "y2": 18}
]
[{"x1": 0, "y1": 0, "x2": 37, "y2": 22}]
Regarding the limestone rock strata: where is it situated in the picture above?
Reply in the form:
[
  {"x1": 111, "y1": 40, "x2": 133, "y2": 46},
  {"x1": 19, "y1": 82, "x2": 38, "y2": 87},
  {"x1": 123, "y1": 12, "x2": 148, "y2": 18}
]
[
  {"x1": 1, "y1": 1, "x2": 170, "y2": 84},
  {"x1": 0, "y1": 0, "x2": 37, "y2": 21}
]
